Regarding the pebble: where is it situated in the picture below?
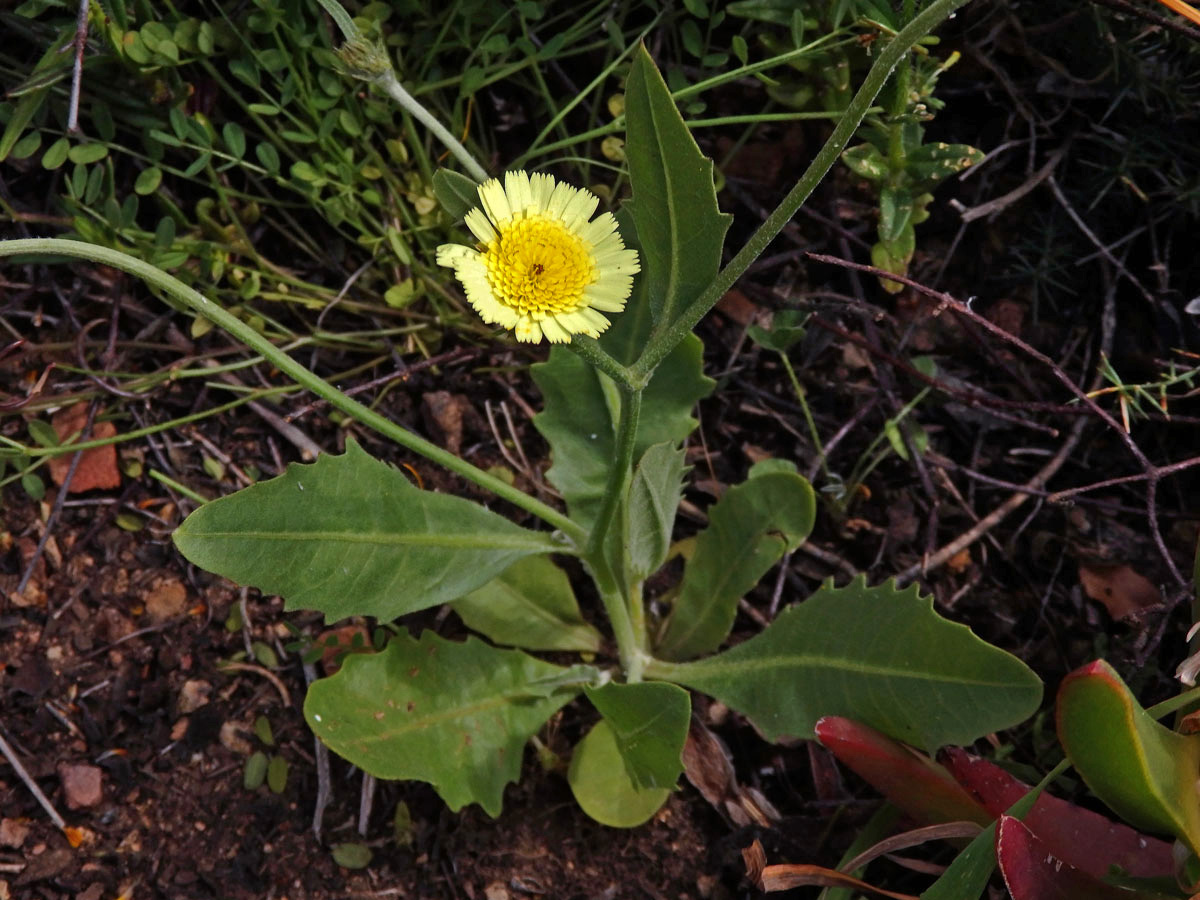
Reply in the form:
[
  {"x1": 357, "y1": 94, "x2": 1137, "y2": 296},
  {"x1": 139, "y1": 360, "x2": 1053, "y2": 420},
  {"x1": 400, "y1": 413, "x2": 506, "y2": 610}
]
[
  {"x1": 0, "y1": 819, "x2": 29, "y2": 849},
  {"x1": 57, "y1": 763, "x2": 103, "y2": 809}
]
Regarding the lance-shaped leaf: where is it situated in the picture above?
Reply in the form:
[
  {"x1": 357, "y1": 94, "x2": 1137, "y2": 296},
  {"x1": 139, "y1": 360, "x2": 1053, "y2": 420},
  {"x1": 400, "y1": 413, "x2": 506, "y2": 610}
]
[
  {"x1": 531, "y1": 324, "x2": 711, "y2": 532},
  {"x1": 1056, "y1": 659, "x2": 1200, "y2": 856},
  {"x1": 451, "y1": 555, "x2": 604, "y2": 653},
  {"x1": 174, "y1": 440, "x2": 562, "y2": 622},
  {"x1": 626, "y1": 442, "x2": 688, "y2": 580},
  {"x1": 624, "y1": 44, "x2": 731, "y2": 330},
  {"x1": 567, "y1": 719, "x2": 672, "y2": 827},
  {"x1": 584, "y1": 681, "x2": 690, "y2": 790},
  {"x1": 655, "y1": 576, "x2": 1042, "y2": 749},
  {"x1": 304, "y1": 630, "x2": 578, "y2": 817},
  {"x1": 656, "y1": 462, "x2": 816, "y2": 661}
]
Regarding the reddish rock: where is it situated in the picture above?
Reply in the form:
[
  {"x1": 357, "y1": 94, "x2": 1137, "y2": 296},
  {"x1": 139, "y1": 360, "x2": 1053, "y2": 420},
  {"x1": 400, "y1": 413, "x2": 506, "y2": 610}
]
[{"x1": 57, "y1": 763, "x2": 103, "y2": 810}]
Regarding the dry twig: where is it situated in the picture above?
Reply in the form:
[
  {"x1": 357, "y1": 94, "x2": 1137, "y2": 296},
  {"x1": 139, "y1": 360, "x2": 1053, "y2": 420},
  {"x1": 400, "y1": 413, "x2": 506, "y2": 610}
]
[
  {"x1": 0, "y1": 725, "x2": 66, "y2": 829},
  {"x1": 808, "y1": 252, "x2": 1189, "y2": 588}
]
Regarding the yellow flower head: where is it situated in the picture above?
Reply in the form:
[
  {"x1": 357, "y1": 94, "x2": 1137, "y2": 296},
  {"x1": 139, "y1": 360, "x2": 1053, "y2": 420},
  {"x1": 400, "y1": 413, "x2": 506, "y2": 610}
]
[{"x1": 436, "y1": 171, "x2": 640, "y2": 344}]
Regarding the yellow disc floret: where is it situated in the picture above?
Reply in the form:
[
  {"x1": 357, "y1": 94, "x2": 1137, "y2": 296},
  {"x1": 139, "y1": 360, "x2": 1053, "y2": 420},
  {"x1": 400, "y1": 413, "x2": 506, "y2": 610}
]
[{"x1": 483, "y1": 215, "x2": 597, "y2": 317}]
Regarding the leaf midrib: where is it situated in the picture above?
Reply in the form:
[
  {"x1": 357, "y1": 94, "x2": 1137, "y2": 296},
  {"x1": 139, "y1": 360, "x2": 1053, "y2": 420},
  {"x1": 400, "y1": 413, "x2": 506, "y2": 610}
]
[
  {"x1": 677, "y1": 653, "x2": 1029, "y2": 689},
  {"x1": 353, "y1": 691, "x2": 555, "y2": 744},
  {"x1": 179, "y1": 528, "x2": 555, "y2": 550}
]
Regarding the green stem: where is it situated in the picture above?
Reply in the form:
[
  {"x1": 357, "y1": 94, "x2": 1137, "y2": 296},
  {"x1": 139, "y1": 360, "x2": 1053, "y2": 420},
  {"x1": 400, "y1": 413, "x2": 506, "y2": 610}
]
[
  {"x1": 778, "y1": 351, "x2": 830, "y2": 481},
  {"x1": 314, "y1": 0, "x2": 489, "y2": 183},
  {"x1": 584, "y1": 387, "x2": 645, "y2": 680},
  {"x1": 642, "y1": 656, "x2": 681, "y2": 681},
  {"x1": 376, "y1": 71, "x2": 490, "y2": 184},
  {"x1": 630, "y1": 0, "x2": 972, "y2": 382},
  {"x1": 565, "y1": 336, "x2": 638, "y2": 389},
  {"x1": 586, "y1": 387, "x2": 642, "y2": 559},
  {"x1": 594, "y1": 573, "x2": 647, "y2": 683},
  {"x1": 148, "y1": 468, "x2": 211, "y2": 505},
  {"x1": 7, "y1": 387, "x2": 295, "y2": 458},
  {"x1": 1148, "y1": 684, "x2": 1200, "y2": 720},
  {"x1": 0, "y1": 239, "x2": 586, "y2": 546},
  {"x1": 628, "y1": 578, "x2": 647, "y2": 658}
]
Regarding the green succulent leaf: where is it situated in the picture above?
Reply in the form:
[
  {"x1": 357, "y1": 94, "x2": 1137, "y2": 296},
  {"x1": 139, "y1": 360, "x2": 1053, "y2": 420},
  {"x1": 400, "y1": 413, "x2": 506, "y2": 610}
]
[
  {"x1": 173, "y1": 440, "x2": 563, "y2": 622},
  {"x1": 584, "y1": 681, "x2": 690, "y2": 790},
  {"x1": 567, "y1": 719, "x2": 672, "y2": 827},
  {"x1": 1056, "y1": 660, "x2": 1200, "y2": 856},
  {"x1": 655, "y1": 576, "x2": 1043, "y2": 749},
  {"x1": 305, "y1": 630, "x2": 579, "y2": 817},
  {"x1": 656, "y1": 462, "x2": 816, "y2": 661},
  {"x1": 626, "y1": 442, "x2": 689, "y2": 580},
  {"x1": 451, "y1": 555, "x2": 604, "y2": 653},
  {"x1": 624, "y1": 44, "x2": 732, "y2": 331}
]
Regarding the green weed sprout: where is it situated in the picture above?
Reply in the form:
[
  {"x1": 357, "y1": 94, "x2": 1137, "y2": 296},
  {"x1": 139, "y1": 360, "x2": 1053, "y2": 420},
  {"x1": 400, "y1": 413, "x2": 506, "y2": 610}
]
[{"x1": 0, "y1": 0, "x2": 1042, "y2": 827}]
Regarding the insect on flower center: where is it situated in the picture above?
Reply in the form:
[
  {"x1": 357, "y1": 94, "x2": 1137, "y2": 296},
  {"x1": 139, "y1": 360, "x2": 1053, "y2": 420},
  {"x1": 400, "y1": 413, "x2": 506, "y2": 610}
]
[{"x1": 483, "y1": 215, "x2": 597, "y2": 316}]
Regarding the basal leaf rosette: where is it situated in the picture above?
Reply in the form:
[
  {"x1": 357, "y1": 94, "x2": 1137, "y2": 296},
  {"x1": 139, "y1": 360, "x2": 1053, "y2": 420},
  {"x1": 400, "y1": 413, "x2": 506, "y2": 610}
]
[{"x1": 436, "y1": 170, "x2": 640, "y2": 344}]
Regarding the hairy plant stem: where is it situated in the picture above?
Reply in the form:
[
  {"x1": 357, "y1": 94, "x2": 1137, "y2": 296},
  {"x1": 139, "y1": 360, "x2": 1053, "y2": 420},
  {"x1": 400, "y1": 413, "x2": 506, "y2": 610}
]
[
  {"x1": 314, "y1": 0, "x2": 489, "y2": 183},
  {"x1": 0, "y1": 239, "x2": 586, "y2": 546},
  {"x1": 566, "y1": 336, "x2": 638, "y2": 390},
  {"x1": 376, "y1": 72, "x2": 489, "y2": 183},
  {"x1": 779, "y1": 351, "x2": 831, "y2": 482},
  {"x1": 586, "y1": 387, "x2": 642, "y2": 560},
  {"x1": 594, "y1": 573, "x2": 648, "y2": 684},
  {"x1": 584, "y1": 386, "x2": 646, "y2": 681},
  {"x1": 641, "y1": 656, "x2": 681, "y2": 681},
  {"x1": 629, "y1": 0, "x2": 972, "y2": 382},
  {"x1": 2, "y1": 387, "x2": 293, "y2": 460}
]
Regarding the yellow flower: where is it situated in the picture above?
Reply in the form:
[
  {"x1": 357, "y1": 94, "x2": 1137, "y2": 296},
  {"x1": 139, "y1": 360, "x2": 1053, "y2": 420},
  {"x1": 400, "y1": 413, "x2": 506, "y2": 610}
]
[{"x1": 436, "y1": 171, "x2": 640, "y2": 344}]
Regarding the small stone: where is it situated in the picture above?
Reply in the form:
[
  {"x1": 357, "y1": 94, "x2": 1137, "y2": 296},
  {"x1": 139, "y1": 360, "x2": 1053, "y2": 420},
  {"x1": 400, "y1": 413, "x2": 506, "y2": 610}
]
[
  {"x1": 484, "y1": 883, "x2": 510, "y2": 900},
  {"x1": 176, "y1": 679, "x2": 211, "y2": 714},
  {"x1": 144, "y1": 577, "x2": 188, "y2": 623},
  {"x1": 76, "y1": 884, "x2": 104, "y2": 900},
  {"x1": 57, "y1": 763, "x2": 103, "y2": 809},
  {"x1": 117, "y1": 830, "x2": 142, "y2": 854},
  {"x1": 0, "y1": 818, "x2": 30, "y2": 848}
]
